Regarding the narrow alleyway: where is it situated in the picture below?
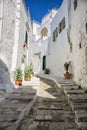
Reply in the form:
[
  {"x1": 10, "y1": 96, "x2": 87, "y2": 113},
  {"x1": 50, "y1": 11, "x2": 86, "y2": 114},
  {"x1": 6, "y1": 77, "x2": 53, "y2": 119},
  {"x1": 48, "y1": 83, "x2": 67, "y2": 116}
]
[{"x1": 18, "y1": 78, "x2": 78, "y2": 130}]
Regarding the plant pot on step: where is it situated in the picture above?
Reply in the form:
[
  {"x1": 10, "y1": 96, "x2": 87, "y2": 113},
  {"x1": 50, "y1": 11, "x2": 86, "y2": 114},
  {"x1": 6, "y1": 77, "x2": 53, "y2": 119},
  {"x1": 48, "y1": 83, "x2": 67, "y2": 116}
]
[
  {"x1": 13, "y1": 68, "x2": 23, "y2": 86},
  {"x1": 64, "y1": 62, "x2": 72, "y2": 79},
  {"x1": 64, "y1": 72, "x2": 71, "y2": 79},
  {"x1": 24, "y1": 76, "x2": 31, "y2": 81},
  {"x1": 15, "y1": 80, "x2": 22, "y2": 86}
]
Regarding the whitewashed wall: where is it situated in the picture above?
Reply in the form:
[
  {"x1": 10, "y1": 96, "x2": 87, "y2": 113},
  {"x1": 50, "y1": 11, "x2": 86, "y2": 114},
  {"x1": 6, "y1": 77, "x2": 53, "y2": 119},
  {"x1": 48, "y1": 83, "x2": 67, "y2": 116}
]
[
  {"x1": 46, "y1": 0, "x2": 72, "y2": 77},
  {"x1": 32, "y1": 12, "x2": 55, "y2": 73},
  {"x1": 0, "y1": 0, "x2": 16, "y2": 69},
  {"x1": 0, "y1": 0, "x2": 32, "y2": 91},
  {"x1": 69, "y1": 0, "x2": 87, "y2": 89}
]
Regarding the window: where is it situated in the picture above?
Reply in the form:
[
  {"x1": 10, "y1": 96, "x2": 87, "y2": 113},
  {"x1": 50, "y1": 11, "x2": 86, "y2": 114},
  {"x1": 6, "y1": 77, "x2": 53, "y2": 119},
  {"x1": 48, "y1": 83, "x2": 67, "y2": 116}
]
[
  {"x1": 53, "y1": 30, "x2": 56, "y2": 42},
  {"x1": 59, "y1": 17, "x2": 65, "y2": 33},
  {"x1": 41, "y1": 27, "x2": 48, "y2": 37},
  {"x1": 61, "y1": 17, "x2": 65, "y2": 29},
  {"x1": 56, "y1": 27, "x2": 58, "y2": 37},
  {"x1": 59, "y1": 22, "x2": 62, "y2": 33},
  {"x1": 52, "y1": 17, "x2": 65, "y2": 41},
  {"x1": 74, "y1": 0, "x2": 77, "y2": 10},
  {"x1": 25, "y1": 31, "x2": 28, "y2": 44},
  {"x1": 86, "y1": 23, "x2": 87, "y2": 34},
  {"x1": 53, "y1": 28, "x2": 58, "y2": 42}
]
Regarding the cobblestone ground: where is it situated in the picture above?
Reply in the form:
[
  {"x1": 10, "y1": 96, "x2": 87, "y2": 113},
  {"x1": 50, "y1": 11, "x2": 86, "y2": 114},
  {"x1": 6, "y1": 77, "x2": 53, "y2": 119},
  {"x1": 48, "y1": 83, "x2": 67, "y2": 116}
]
[{"x1": 18, "y1": 79, "x2": 78, "y2": 130}]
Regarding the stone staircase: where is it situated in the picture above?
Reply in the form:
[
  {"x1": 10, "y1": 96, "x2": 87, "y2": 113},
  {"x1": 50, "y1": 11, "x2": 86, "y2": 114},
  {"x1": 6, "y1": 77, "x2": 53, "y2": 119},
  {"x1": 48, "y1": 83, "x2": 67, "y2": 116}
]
[
  {"x1": 54, "y1": 78, "x2": 87, "y2": 130},
  {"x1": 0, "y1": 81, "x2": 39, "y2": 130},
  {"x1": 38, "y1": 74, "x2": 87, "y2": 130}
]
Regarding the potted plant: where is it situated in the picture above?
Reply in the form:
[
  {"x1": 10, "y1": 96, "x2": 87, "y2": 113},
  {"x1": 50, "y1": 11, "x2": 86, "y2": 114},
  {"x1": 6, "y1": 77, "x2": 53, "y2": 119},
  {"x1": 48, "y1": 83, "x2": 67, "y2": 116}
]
[
  {"x1": 24, "y1": 63, "x2": 34, "y2": 81},
  {"x1": 24, "y1": 66, "x2": 31, "y2": 81},
  {"x1": 44, "y1": 68, "x2": 50, "y2": 74},
  {"x1": 14, "y1": 68, "x2": 22, "y2": 85},
  {"x1": 64, "y1": 61, "x2": 71, "y2": 79}
]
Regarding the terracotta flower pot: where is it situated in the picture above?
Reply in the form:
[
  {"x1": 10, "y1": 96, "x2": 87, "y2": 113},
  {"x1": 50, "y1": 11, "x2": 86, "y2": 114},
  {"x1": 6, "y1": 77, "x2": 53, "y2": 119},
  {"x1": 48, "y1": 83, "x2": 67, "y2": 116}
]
[
  {"x1": 15, "y1": 80, "x2": 22, "y2": 86},
  {"x1": 64, "y1": 72, "x2": 71, "y2": 79}
]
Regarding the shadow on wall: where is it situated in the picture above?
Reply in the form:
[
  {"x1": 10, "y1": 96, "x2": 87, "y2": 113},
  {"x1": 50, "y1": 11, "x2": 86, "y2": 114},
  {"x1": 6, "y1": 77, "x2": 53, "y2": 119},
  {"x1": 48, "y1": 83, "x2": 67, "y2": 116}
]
[{"x1": 0, "y1": 59, "x2": 14, "y2": 92}]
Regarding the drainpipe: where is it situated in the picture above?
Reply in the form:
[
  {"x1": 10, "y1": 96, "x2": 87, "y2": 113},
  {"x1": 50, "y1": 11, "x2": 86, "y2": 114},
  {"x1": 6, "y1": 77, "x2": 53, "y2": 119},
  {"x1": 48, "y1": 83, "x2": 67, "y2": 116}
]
[{"x1": 11, "y1": 0, "x2": 21, "y2": 71}]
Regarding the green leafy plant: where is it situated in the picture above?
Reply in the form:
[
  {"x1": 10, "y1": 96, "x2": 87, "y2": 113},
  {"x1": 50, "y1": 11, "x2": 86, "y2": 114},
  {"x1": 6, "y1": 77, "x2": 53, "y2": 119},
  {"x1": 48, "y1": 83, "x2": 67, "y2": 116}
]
[
  {"x1": 64, "y1": 62, "x2": 71, "y2": 72},
  {"x1": 14, "y1": 68, "x2": 22, "y2": 81},
  {"x1": 24, "y1": 63, "x2": 34, "y2": 80},
  {"x1": 24, "y1": 66, "x2": 31, "y2": 79},
  {"x1": 44, "y1": 68, "x2": 50, "y2": 74}
]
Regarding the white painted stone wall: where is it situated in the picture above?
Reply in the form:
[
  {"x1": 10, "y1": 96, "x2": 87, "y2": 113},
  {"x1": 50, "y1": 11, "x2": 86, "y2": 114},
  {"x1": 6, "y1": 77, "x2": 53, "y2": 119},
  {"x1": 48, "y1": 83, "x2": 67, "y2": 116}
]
[
  {"x1": 0, "y1": 0, "x2": 32, "y2": 91},
  {"x1": 32, "y1": 10, "x2": 57, "y2": 73},
  {"x1": 46, "y1": 0, "x2": 72, "y2": 77},
  {"x1": 0, "y1": 0, "x2": 16, "y2": 69},
  {"x1": 69, "y1": 0, "x2": 87, "y2": 89}
]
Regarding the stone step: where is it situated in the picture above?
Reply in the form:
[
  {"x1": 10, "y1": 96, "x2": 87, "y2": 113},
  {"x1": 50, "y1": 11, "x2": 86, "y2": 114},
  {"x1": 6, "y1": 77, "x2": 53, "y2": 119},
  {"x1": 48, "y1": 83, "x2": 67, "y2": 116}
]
[
  {"x1": 0, "y1": 114, "x2": 18, "y2": 121},
  {"x1": 0, "y1": 89, "x2": 6, "y2": 95},
  {"x1": 70, "y1": 94, "x2": 87, "y2": 100},
  {"x1": 12, "y1": 88, "x2": 36, "y2": 94},
  {"x1": 64, "y1": 122, "x2": 78, "y2": 130},
  {"x1": 71, "y1": 99, "x2": 87, "y2": 103},
  {"x1": 35, "y1": 115, "x2": 53, "y2": 121},
  {"x1": 61, "y1": 83, "x2": 75, "y2": 86},
  {"x1": 76, "y1": 110, "x2": 87, "y2": 114},
  {"x1": 38, "y1": 105, "x2": 64, "y2": 110},
  {"x1": 58, "y1": 81, "x2": 75, "y2": 84},
  {"x1": 42, "y1": 98, "x2": 67, "y2": 102},
  {"x1": 78, "y1": 122, "x2": 87, "y2": 129},
  {"x1": 5, "y1": 94, "x2": 34, "y2": 101},
  {"x1": 62, "y1": 86, "x2": 79, "y2": 90},
  {"x1": 66, "y1": 90, "x2": 85, "y2": 94},
  {"x1": 0, "y1": 102, "x2": 27, "y2": 109},
  {"x1": 0, "y1": 121, "x2": 13, "y2": 128},
  {"x1": 77, "y1": 113, "x2": 87, "y2": 122},
  {"x1": 0, "y1": 107, "x2": 21, "y2": 114}
]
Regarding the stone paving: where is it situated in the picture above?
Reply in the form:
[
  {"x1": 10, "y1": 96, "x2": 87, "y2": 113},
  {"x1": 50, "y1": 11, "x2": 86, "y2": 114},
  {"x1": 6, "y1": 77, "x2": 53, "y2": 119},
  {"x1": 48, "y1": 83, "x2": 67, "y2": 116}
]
[
  {"x1": 0, "y1": 77, "x2": 39, "y2": 130},
  {"x1": 0, "y1": 75, "x2": 87, "y2": 130},
  {"x1": 18, "y1": 78, "x2": 78, "y2": 130},
  {"x1": 38, "y1": 75, "x2": 87, "y2": 130}
]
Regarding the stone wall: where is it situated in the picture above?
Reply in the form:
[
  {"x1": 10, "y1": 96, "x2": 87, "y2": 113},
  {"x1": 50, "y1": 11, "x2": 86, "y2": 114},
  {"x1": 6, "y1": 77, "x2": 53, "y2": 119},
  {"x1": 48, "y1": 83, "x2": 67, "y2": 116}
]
[
  {"x1": 0, "y1": 0, "x2": 32, "y2": 91},
  {"x1": 0, "y1": 0, "x2": 16, "y2": 69},
  {"x1": 46, "y1": 0, "x2": 72, "y2": 77},
  {"x1": 69, "y1": 0, "x2": 87, "y2": 89}
]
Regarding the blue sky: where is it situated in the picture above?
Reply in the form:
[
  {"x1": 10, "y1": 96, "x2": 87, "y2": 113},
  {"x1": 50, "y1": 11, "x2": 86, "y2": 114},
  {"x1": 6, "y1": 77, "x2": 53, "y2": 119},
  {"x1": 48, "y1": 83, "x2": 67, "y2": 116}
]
[{"x1": 25, "y1": 0, "x2": 63, "y2": 23}]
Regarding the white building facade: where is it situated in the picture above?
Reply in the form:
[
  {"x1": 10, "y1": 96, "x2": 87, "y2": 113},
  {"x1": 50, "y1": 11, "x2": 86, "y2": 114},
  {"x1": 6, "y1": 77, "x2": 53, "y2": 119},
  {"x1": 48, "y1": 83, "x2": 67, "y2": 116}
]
[
  {"x1": 69, "y1": 0, "x2": 87, "y2": 89},
  {"x1": 0, "y1": 0, "x2": 32, "y2": 90},
  {"x1": 33, "y1": 0, "x2": 87, "y2": 89},
  {"x1": 46, "y1": 0, "x2": 72, "y2": 77},
  {"x1": 32, "y1": 9, "x2": 57, "y2": 73}
]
